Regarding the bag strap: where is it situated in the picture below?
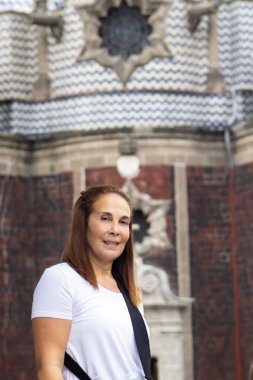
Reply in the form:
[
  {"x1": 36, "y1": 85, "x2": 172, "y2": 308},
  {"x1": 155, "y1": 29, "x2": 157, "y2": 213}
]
[
  {"x1": 64, "y1": 352, "x2": 91, "y2": 380},
  {"x1": 64, "y1": 280, "x2": 153, "y2": 380},
  {"x1": 116, "y1": 279, "x2": 153, "y2": 380}
]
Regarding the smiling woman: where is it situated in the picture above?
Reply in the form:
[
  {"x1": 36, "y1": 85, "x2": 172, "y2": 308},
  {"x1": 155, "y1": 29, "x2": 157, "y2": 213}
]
[
  {"x1": 86, "y1": 192, "x2": 131, "y2": 281},
  {"x1": 31, "y1": 184, "x2": 152, "y2": 380}
]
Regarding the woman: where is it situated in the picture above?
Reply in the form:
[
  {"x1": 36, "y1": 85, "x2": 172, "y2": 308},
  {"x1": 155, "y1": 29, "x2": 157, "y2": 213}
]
[{"x1": 31, "y1": 184, "x2": 151, "y2": 380}]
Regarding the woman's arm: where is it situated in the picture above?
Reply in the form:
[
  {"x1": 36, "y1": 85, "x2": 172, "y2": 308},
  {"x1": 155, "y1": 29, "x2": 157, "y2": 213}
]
[{"x1": 32, "y1": 317, "x2": 72, "y2": 380}]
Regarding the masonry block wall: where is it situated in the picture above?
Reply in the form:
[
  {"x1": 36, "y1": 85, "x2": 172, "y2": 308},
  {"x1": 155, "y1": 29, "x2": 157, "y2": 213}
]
[
  {"x1": 188, "y1": 165, "x2": 253, "y2": 380},
  {"x1": 187, "y1": 167, "x2": 236, "y2": 380},
  {"x1": 0, "y1": 176, "x2": 35, "y2": 380},
  {"x1": 234, "y1": 163, "x2": 253, "y2": 377},
  {"x1": 0, "y1": 173, "x2": 73, "y2": 380}
]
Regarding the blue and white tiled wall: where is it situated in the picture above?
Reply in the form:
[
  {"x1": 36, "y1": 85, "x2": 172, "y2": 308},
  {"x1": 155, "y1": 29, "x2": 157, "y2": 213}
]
[{"x1": 0, "y1": 0, "x2": 253, "y2": 137}]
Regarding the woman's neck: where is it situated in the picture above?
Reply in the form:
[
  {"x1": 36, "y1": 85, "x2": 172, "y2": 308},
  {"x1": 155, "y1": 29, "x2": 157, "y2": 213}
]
[
  {"x1": 90, "y1": 257, "x2": 113, "y2": 278},
  {"x1": 90, "y1": 257, "x2": 120, "y2": 292}
]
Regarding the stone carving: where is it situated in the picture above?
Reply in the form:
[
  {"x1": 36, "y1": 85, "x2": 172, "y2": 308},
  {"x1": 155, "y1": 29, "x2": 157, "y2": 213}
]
[
  {"x1": 32, "y1": 0, "x2": 63, "y2": 100},
  {"x1": 122, "y1": 179, "x2": 172, "y2": 256},
  {"x1": 187, "y1": 0, "x2": 225, "y2": 93},
  {"x1": 0, "y1": 0, "x2": 63, "y2": 100},
  {"x1": 31, "y1": 0, "x2": 63, "y2": 41},
  {"x1": 75, "y1": 0, "x2": 173, "y2": 83},
  {"x1": 187, "y1": 0, "x2": 219, "y2": 32},
  {"x1": 135, "y1": 257, "x2": 192, "y2": 305},
  {"x1": 122, "y1": 180, "x2": 192, "y2": 305}
]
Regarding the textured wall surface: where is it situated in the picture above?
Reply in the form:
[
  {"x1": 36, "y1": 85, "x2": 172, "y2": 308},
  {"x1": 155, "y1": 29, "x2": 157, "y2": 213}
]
[
  {"x1": 0, "y1": 173, "x2": 73, "y2": 380},
  {"x1": 189, "y1": 163, "x2": 253, "y2": 380},
  {"x1": 234, "y1": 164, "x2": 253, "y2": 377}
]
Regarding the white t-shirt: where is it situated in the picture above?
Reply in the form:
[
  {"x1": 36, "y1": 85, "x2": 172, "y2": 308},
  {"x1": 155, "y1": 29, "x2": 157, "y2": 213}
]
[{"x1": 31, "y1": 262, "x2": 146, "y2": 380}]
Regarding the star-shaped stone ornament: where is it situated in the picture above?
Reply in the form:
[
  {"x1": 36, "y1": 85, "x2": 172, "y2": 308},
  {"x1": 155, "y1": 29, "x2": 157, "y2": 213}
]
[
  {"x1": 121, "y1": 180, "x2": 173, "y2": 257},
  {"x1": 75, "y1": 0, "x2": 173, "y2": 83}
]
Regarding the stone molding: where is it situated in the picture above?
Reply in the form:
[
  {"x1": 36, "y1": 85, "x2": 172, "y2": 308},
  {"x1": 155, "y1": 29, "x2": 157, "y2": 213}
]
[{"x1": 0, "y1": 130, "x2": 227, "y2": 176}]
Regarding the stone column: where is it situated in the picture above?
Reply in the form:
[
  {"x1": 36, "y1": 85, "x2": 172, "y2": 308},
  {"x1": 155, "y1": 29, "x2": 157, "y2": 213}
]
[{"x1": 174, "y1": 162, "x2": 194, "y2": 380}]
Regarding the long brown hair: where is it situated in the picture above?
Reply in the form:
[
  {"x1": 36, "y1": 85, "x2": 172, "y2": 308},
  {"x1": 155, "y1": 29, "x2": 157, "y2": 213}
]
[{"x1": 61, "y1": 184, "x2": 140, "y2": 306}]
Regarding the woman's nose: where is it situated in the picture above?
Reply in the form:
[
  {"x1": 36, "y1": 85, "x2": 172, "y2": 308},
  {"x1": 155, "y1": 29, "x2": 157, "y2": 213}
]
[{"x1": 109, "y1": 222, "x2": 119, "y2": 234}]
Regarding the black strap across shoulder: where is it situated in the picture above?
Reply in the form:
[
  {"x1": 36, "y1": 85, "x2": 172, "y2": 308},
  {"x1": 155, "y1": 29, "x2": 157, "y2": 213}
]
[
  {"x1": 64, "y1": 279, "x2": 153, "y2": 380},
  {"x1": 64, "y1": 352, "x2": 91, "y2": 380},
  {"x1": 116, "y1": 280, "x2": 153, "y2": 380}
]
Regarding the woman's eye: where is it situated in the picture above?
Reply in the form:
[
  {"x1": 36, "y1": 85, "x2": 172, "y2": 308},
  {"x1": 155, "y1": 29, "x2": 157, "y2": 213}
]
[
  {"x1": 101, "y1": 215, "x2": 110, "y2": 221},
  {"x1": 120, "y1": 220, "x2": 129, "y2": 226}
]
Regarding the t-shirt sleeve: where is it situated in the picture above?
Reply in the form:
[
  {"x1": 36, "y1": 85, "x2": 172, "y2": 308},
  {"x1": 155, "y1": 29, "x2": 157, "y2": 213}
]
[{"x1": 31, "y1": 266, "x2": 73, "y2": 320}]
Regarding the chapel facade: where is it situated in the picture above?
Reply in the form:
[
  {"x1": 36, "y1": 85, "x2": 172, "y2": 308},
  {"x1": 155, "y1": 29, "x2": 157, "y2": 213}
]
[{"x1": 1, "y1": 0, "x2": 253, "y2": 379}]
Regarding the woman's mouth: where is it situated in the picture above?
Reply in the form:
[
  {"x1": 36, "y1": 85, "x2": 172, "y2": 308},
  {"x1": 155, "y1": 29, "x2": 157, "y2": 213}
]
[{"x1": 103, "y1": 240, "x2": 119, "y2": 247}]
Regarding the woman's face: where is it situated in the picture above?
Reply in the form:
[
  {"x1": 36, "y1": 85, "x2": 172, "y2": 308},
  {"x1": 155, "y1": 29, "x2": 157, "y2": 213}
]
[{"x1": 87, "y1": 193, "x2": 131, "y2": 266}]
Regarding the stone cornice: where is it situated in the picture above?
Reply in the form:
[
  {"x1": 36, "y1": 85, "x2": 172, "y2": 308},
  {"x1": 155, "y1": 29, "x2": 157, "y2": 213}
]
[
  {"x1": 0, "y1": 128, "x2": 227, "y2": 176},
  {"x1": 230, "y1": 122, "x2": 253, "y2": 165}
]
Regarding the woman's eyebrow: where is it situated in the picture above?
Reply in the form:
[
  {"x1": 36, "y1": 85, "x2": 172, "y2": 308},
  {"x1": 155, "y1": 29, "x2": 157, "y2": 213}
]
[
  {"x1": 97, "y1": 211, "x2": 113, "y2": 215},
  {"x1": 120, "y1": 215, "x2": 131, "y2": 221},
  {"x1": 97, "y1": 211, "x2": 131, "y2": 220},
  {"x1": 96, "y1": 211, "x2": 111, "y2": 217}
]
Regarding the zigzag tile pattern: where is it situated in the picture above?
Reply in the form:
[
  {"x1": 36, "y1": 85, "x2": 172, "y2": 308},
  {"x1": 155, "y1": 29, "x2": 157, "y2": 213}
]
[
  {"x1": 0, "y1": 0, "x2": 63, "y2": 12},
  {"x1": 0, "y1": 0, "x2": 33, "y2": 12},
  {"x1": 0, "y1": 14, "x2": 38, "y2": 99},
  {"x1": 0, "y1": 1, "x2": 253, "y2": 136},
  {"x1": 0, "y1": 1, "x2": 210, "y2": 99},
  {"x1": 48, "y1": 2, "x2": 210, "y2": 96},
  {"x1": 0, "y1": 92, "x2": 235, "y2": 136},
  {"x1": 237, "y1": 92, "x2": 253, "y2": 123},
  {"x1": 0, "y1": 102, "x2": 11, "y2": 132},
  {"x1": 218, "y1": 3, "x2": 253, "y2": 90}
]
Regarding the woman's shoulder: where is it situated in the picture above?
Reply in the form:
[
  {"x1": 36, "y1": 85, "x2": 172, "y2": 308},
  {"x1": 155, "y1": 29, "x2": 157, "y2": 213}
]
[
  {"x1": 42, "y1": 262, "x2": 85, "y2": 285},
  {"x1": 44, "y1": 262, "x2": 74, "y2": 275},
  {"x1": 34, "y1": 262, "x2": 92, "y2": 303},
  {"x1": 32, "y1": 263, "x2": 80, "y2": 319}
]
